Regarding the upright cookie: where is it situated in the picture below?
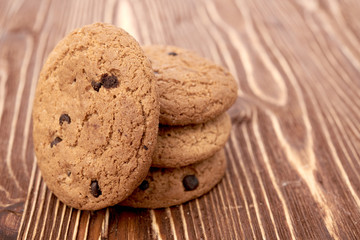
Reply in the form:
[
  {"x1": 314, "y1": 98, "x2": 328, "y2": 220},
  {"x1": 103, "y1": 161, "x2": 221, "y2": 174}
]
[
  {"x1": 120, "y1": 149, "x2": 227, "y2": 209},
  {"x1": 153, "y1": 113, "x2": 231, "y2": 168},
  {"x1": 32, "y1": 23, "x2": 159, "y2": 210},
  {"x1": 143, "y1": 45, "x2": 238, "y2": 125}
]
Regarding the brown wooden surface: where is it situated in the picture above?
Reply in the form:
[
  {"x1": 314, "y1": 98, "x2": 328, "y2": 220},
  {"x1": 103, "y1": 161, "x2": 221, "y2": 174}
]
[{"x1": 0, "y1": 0, "x2": 359, "y2": 239}]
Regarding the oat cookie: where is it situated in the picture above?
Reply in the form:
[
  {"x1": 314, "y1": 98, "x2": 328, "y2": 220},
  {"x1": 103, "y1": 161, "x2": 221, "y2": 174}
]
[
  {"x1": 143, "y1": 45, "x2": 238, "y2": 125},
  {"x1": 32, "y1": 23, "x2": 159, "y2": 210},
  {"x1": 120, "y1": 149, "x2": 227, "y2": 208},
  {"x1": 153, "y1": 113, "x2": 231, "y2": 168}
]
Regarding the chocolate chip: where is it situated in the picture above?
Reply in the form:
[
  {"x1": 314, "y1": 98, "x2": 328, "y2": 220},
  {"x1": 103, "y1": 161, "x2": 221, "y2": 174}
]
[
  {"x1": 183, "y1": 175, "x2": 199, "y2": 191},
  {"x1": 50, "y1": 137, "x2": 62, "y2": 148},
  {"x1": 59, "y1": 114, "x2": 71, "y2": 125},
  {"x1": 168, "y1": 52, "x2": 178, "y2": 56},
  {"x1": 90, "y1": 180, "x2": 102, "y2": 198},
  {"x1": 139, "y1": 180, "x2": 149, "y2": 190},
  {"x1": 100, "y1": 73, "x2": 119, "y2": 89},
  {"x1": 91, "y1": 80, "x2": 102, "y2": 92},
  {"x1": 143, "y1": 145, "x2": 148, "y2": 150},
  {"x1": 67, "y1": 171, "x2": 71, "y2": 176}
]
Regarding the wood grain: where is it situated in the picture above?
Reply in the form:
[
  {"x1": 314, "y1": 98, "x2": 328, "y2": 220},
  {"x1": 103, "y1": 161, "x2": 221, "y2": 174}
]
[{"x1": 0, "y1": 0, "x2": 359, "y2": 239}]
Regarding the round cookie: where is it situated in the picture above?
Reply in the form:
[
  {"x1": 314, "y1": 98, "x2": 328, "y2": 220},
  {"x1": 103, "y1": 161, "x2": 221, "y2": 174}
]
[
  {"x1": 32, "y1": 23, "x2": 159, "y2": 210},
  {"x1": 120, "y1": 149, "x2": 227, "y2": 209},
  {"x1": 153, "y1": 113, "x2": 231, "y2": 168},
  {"x1": 143, "y1": 45, "x2": 238, "y2": 126}
]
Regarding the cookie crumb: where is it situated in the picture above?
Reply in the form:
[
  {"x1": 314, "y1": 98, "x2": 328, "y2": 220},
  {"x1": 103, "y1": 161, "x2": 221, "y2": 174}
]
[
  {"x1": 100, "y1": 73, "x2": 119, "y2": 89},
  {"x1": 183, "y1": 175, "x2": 199, "y2": 191},
  {"x1": 139, "y1": 180, "x2": 149, "y2": 190},
  {"x1": 90, "y1": 180, "x2": 102, "y2": 198},
  {"x1": 59, "y1": 114, "x2": 71, "y2": 125},
  {"x1": 50, "y1": 137, "x2": 62, "y2": 148}
]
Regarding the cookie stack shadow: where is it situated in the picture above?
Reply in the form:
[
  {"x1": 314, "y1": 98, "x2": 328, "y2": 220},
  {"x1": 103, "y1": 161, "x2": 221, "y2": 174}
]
[{"x1": 119, "y1": 45, "x2": 238, "y2": 209}]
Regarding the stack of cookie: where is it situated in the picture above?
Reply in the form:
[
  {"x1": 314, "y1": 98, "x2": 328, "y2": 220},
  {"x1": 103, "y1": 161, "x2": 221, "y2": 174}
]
[
  {"x1": 32, "y1": 23, "x2": 237, "y2": 211},
  {"x1": 120, "y1": 46, "x2": 237, "y2": 208}
]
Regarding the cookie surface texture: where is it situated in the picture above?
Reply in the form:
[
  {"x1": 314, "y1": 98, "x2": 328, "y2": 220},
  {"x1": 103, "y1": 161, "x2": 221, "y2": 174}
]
[
  {"x1": 120, "y1": 149, "x2": 227, "y2": 209},
  {"x1": 143, "y1": 45, "x2": 238, "y2": 125},
  {"x1": 32, "y1": 23, "x2": 159, "y2": 210},
  {"x1": 153, "y1": 113, "x2": 231, "y2": 168}
]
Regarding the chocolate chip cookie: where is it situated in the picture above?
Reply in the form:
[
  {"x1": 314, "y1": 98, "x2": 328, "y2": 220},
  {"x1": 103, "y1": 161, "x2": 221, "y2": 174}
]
[
  {"x1": 143, "y1": 45, "x2": 238, "y2": 126},
  {"x1": 120, "y1": 149, "x2": 227, "y2": 208},
  {"x1": 32, "y1": 23, "x2": 159, "y2": 210},
  {"x1": 153, "y1": 113, "x2": 231, "y2": 168}
]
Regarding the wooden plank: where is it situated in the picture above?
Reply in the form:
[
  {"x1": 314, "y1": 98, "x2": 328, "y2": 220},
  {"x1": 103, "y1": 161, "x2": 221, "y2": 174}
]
[{"x1": 0, "y1": 0, "x2": 359, "y2": 239}]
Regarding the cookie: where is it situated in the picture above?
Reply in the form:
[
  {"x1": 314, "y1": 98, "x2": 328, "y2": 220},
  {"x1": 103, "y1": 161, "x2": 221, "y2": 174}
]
[
  {"x1": 153, "y1": 113, "x2": 231, "y2": 168},
  {"x1": 32, "y1": 23, "x2": 159, "y2": 210},
  {"x1": 143, "y1": 45, "x2": 238, "y2": 126},
  {"x1": 120, "y1": 149, "x2": 227, "y2": 208}
]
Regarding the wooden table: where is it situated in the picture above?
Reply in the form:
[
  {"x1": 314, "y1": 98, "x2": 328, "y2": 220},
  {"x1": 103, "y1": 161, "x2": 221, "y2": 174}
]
[{"x1": 1, "y1": 0, "x2": 359, "y2": 239}]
